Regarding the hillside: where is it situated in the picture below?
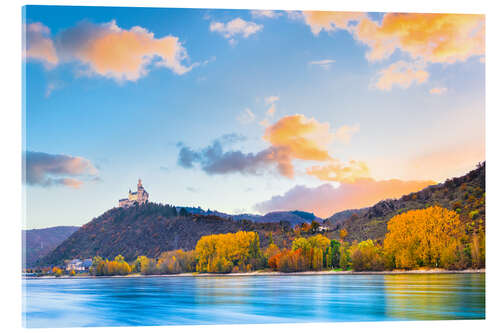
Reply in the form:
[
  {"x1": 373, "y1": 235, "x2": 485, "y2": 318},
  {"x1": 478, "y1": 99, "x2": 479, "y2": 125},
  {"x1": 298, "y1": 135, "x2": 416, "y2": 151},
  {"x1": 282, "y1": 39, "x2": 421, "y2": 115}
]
[
  {"x1": 23, "y1": 226, "x2": 79, "y2": 268},
  {"x1": 324, "y1": 162, "x2": 485, "y2": 242},
  {"x1": 38, "y1": 203, "x2": 294, "y2": 266}
]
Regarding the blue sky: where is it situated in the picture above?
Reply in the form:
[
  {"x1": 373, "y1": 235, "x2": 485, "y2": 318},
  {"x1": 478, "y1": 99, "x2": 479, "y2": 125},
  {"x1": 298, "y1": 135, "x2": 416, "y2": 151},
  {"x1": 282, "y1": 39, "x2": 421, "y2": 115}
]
[{"x1": 23, "y1": 6, "x2": 485, "y2": 227}]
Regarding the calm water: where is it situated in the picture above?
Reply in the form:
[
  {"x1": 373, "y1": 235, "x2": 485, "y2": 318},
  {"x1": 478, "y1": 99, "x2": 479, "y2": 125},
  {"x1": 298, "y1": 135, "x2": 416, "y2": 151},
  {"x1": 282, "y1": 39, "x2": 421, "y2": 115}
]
[{"x1": 23, "y1": 273, "x2": 485, "y2": 328}]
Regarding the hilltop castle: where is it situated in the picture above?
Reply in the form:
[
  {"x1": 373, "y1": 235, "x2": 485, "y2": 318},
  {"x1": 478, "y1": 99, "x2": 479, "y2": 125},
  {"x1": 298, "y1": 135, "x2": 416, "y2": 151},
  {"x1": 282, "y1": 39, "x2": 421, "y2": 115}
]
[{"x1": 119, "y1": 179, "x2": 149, "y2": 208}]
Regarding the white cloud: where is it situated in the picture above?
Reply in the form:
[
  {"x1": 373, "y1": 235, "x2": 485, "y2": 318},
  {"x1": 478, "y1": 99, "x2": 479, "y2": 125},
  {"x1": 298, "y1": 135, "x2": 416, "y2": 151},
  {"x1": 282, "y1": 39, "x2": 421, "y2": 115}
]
[
  {"x1": 309, "y1": 59, "x2": 336, "y2": 70},
  {"x1": 237, "y1": 108, "x2": 256, "y2": 124},
  {"x1": 251, "y1": 10, "x2": 281, "y2": 19},
  {"x1": 265, "y1": 95, "x2": 280, "y2": 105},
  {"x1": 210, "y1": 18, "x2": 263, "y2": 43}
]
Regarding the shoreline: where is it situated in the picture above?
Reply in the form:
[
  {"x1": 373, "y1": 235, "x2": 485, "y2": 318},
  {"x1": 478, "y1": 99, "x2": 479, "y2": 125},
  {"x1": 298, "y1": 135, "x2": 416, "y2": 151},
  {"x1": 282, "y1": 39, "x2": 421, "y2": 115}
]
[{"x1": 24, "y1": 268, "x2": 485, "y2": 279}]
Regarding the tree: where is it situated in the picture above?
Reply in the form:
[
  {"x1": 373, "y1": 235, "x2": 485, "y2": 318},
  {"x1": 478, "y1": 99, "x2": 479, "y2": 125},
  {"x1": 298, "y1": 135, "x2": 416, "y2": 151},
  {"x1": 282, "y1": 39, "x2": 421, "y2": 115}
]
[
  {"x1": 195, "y1": 231, "x2": 262, "y2": 273},
  {"x1": 326, "y1": 239, "x2": 341, "y2": 268},
  {"x1": 89, "y1": 256, "x2": 103, "y2": 276},
  {"x1": 384, "y1": 206, "x2": 466, "y2": 269},
  {"x1": 350, "y1": 240, "x2": 384, "y2": 271},
  {"x1": 311, "y1": 221, "x2": 320, "y2": 233},
  {"x1": 51, "y1": 267, "x2": 63, "y2": 277},
  {"x1": 339, "y1": 229, "x2": 348, "y2": 242},
  {"x1": 339, "y1": 242, "x2": 351, "y2": 270},
  {"x1": 157, "y1": 250, "x2": 196, "y2": 274},
  {"x1": 179, "y1": 208, "x2": 189, "y2": 217}
]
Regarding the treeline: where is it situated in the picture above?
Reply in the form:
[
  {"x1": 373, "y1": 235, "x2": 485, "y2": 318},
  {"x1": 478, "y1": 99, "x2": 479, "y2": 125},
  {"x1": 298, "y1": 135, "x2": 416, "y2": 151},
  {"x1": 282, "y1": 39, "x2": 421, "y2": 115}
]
[{"x1": 63, "y1": 205, "x2": 484, "y2": 277}]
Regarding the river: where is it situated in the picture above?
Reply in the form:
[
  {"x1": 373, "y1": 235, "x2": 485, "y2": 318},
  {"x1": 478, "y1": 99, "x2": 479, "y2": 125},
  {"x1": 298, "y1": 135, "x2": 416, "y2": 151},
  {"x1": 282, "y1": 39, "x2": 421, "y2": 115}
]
[{"x1": 23, "y1": 273, "x2": 485, "y2": 327}]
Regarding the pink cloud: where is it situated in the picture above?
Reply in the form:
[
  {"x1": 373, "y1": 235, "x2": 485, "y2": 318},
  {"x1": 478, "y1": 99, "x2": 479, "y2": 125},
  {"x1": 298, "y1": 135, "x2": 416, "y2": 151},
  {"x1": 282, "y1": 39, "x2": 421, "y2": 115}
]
[
  {"x1": 373, "y1": 60, "x2": 429, "y2": 91},
  {"x1": 24, "y1": 22, "x2": 58, "y2": 67},
  {"x1": 255, "y1": 178, "x2": 435, "y2": 218}
]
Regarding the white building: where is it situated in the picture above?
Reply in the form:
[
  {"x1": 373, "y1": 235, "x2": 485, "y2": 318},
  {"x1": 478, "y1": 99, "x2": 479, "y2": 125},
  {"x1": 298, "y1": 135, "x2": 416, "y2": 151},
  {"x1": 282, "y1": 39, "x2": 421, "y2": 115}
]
[
  {"x1": 119, "y1": 179, "x2": 149, "y2": 208},
  {"x1": 66, "y1": 258, "x2": 92, "y2": 271}
]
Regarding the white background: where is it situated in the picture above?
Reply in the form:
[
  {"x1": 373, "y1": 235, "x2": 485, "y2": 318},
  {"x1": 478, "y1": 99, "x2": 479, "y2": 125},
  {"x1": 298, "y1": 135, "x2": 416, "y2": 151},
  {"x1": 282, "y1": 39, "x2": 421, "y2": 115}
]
[{"x1": 1, "y1": 0, "x2": 498, "y2": 332}]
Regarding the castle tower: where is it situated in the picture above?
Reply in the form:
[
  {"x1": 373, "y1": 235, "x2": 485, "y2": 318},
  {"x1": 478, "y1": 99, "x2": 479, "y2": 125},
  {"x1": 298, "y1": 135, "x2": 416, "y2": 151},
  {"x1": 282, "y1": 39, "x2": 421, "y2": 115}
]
[{"x1": 119, "y1": 178, "x2": 149, "y2": 207}]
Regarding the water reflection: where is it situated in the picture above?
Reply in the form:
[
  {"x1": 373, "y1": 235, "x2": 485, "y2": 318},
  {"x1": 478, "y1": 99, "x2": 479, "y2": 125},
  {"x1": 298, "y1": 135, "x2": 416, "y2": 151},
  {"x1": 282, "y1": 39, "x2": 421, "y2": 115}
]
[
  {"x1": 23, "y1": 273, "x2": 485, "y2": 328},
  {"x1": 383, "y1": 274, "x2": 485, "y2": 320}
]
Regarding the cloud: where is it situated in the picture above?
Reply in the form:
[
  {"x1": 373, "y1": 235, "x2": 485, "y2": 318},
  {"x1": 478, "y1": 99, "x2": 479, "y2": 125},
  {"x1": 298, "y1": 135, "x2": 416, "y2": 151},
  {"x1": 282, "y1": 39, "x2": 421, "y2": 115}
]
[
  {"x1": 333, "y1": 124, "x2": 359, "y2": 144},
  {"x1": 429, "y1": 87, "x2": 448, "y2": 95},
  {"x1": 296, "y1": 12, "x2": 484, "y2": 89},
  {"x1": 309, "y1": 59, "x2": 336, "y2": 70},
  {"x1": 263, "y1": 114, "x2": 334, "y2": 162},
  {"x1": 45, "y1": 81, "x2": 64, "y2": 97},
  {"x1": 254, "y1": 178, "x2": 435, "y2": 218},
  {"x1": 354, "y1": 13, "x2": 485, "y2": 64},
  {"x1": 265, "y1": 96, "x2": 280, "y2": 105},
  {"x1": 251, "y1": 10, "x2": 281, "y2": 19},
  {"x1": 237, "y1": 108, "x2": 256, "y2": 124},
  {"x1": 24, "y1": 20, "x2": 195, "y2": 82},
  {"x1": 403, "y1": 142, "x2": 484, "y2": 182},
  {"x1": 373, "y1": 60, "x2": 429, "y2": 91},
  {"x1": 179, "y1": 114, "x2": 366, "y2": 181},
  {"x1": 177, "y1": 139, "x2": 292, "y2": 177},
  {"x1": 24, "y1": 22, "x2": 58, "y2": 68},
  {"x1": 24, "y1": 151, "x2": 98, "y2": 189},
  {"x1": 306, "y1": 159, "x2": 370, "y2": 182},
  {"x1": 266, "y1": 104, "x2": 276, "y2": 116},
  {"x1": 302, "y1": 11, "x2": 366, "y2": 35},
  {"x1": 54, "y1": 20, "x2": 193, "y2": 81},
  {"x1": 210, "y1": 18, "x2": 263, "y2": 44}
]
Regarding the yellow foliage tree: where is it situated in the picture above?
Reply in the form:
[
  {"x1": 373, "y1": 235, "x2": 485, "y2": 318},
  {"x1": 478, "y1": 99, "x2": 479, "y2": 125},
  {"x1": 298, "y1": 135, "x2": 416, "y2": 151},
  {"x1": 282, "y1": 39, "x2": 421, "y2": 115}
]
[
  {"x1": 195, "y1": 231, "x2": 261, "y2": 273},
  {"x1": 384, "y1": 206, "x2": 466, "y2": 269}
]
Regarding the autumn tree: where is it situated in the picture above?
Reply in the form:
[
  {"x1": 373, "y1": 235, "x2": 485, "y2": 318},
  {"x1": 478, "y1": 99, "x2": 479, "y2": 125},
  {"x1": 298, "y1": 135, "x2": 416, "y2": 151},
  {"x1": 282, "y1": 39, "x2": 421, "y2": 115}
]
[
  {"x1": 384, "y1": 206, "x2": 467, "y2": 269},
  {"x1": 195, "y1": 231, "x2": 262, "y2": 273},
  {"x1": 339, "y1": 229, "x2": 348, "y2": 242},
  {"x1": 350, "y1": 240, "x2": 384, "y2": 271},
  {"x1": 156, "y1": 250, "x2": 196, "y2": 274}
]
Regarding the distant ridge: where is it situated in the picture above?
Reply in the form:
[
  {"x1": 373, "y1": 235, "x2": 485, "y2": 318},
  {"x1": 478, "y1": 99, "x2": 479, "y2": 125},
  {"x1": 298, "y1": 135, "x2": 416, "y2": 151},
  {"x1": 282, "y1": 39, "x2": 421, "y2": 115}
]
[
  {"x1": 178, "y1": 207, "x2": 322, "y2": 226},
  {"x1": 23, "y1": 226, "x2": 79, "y2": 268}
]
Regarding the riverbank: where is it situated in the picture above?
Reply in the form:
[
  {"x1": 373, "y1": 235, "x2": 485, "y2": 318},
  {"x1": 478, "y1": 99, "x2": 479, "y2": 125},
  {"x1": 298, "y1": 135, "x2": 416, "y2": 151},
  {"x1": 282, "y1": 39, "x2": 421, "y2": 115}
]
[{"x1": 24, "y1": 268, "x2": 485, "y2": 279}]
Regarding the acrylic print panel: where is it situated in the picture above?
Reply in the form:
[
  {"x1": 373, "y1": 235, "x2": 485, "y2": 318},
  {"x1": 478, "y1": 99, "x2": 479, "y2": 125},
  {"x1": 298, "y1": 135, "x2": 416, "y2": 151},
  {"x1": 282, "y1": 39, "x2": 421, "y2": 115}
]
[{"x1": 22, "y1": 5, "x2": 485, "y2": 328}]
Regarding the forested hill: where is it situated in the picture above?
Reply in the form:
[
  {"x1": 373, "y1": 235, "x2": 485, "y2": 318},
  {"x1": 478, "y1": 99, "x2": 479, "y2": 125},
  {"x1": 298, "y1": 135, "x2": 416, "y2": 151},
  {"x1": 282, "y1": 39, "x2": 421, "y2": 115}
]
[
  {"x1": 23, "y1": 226, "x2": 79, "y2": 268},
  {"x1": 324, "y1": 162, "x2": 485, "y2": 242},
  {"x1": 38, "y1": 204, "x2": 294, "y2": 266}
]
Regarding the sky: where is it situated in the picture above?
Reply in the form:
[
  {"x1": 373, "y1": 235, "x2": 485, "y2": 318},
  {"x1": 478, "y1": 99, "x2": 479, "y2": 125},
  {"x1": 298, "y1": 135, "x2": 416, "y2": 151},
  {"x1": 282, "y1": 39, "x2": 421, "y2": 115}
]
[{"x1": 23, "y1": 6, "x2": 485, "y2": 228}]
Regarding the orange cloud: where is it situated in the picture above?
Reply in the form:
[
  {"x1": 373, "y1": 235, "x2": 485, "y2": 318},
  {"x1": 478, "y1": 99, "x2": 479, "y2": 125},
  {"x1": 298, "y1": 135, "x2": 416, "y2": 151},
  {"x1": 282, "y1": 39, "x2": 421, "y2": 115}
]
[
  {"x1": 355, "y1": 13, "x2": 485, "y2": 63},
  {"x1": 429, "y1": 87, "x2": 448, "y2": 95},
  {"x1": 24, "y1": 23, "x2": 58, "y2": 67},
  {"x1": 374, "y1": 60, "x2": 429, "y2": 91},
  {"x1": 403, "y1": 142, "x2": 484, "y2": 182},
  {"x1": 56, "y1": 20, "x2": 192, "y2": 81},
  {"x1": 306, "y1": 160, "x2": 370, "y2": 183},
  {"x1": 263, "y1": 114, "x2": 334, "y2": 161},
  {"x1": 302, "y1": 11, "x2": 366, "y2": 35},
  {"x1": 255, "y1": 178, "x2": 435, "y2": 218},
  {"x1": 266, "y1": 104, "x2": 276, "y2": 116},
  {"x1": 60, "y1": 178, "x2": 84, "y2": 189},
  {"x1": 333, "y1": 124, "x2": 359, "y2": 144}
]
